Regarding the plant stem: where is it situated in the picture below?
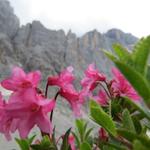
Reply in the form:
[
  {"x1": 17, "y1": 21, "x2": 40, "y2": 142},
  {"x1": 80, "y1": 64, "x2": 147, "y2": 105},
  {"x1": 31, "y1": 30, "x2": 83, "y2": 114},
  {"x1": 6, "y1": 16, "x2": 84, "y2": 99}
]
[
  {"x1": 115, "y1": 136, "x2": 133, "y2": 150},
  {"x1": 50, "y1": 91, "x2": 59, "y2": 122},
  {"x1": 45, "y1": 82, "x2": 49, "y2": 98},
  {"x1": 44, "y1": 82, "x2": 59, "y2": 122},
  {"x1": 99, "y1": 82, "x2": 111, "y2": 99}
]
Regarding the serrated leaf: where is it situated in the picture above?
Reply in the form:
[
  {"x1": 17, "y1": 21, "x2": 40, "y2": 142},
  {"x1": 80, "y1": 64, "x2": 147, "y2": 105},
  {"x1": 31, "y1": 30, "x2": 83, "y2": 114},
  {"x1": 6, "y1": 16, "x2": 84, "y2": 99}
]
[
  {"x1": 112, "y1": 43, "x2": 131, "y2": 62},
  {"x1": 90, "y1": 100, "x2": 117, "y2": 137},
  {"x1": 114, "y1": 61, "x2": 150, "y2": 104},
  {"x1": 132, "y1": 36, "x2": 150, "y2": 75},
  {"x1": 122, "y1": 109, "x2": 136, "y2": 133},
  {"x1": 80, "y1": 142, "x2": 92, "y2": 150}
]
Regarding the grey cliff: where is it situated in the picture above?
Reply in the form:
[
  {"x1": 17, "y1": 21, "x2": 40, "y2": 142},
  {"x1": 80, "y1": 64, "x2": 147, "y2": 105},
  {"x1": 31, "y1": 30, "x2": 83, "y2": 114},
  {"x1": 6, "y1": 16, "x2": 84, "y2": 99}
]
[{"x1": 0, "y1": 0, "x2": 138, "y2": 81}]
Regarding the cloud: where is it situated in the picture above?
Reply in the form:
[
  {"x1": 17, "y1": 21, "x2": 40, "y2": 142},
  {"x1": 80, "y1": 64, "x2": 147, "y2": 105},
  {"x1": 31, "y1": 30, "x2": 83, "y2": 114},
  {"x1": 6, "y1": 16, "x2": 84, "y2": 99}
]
[{"x1": 10, "y1": 0, "x2": 150, "y2": 37}]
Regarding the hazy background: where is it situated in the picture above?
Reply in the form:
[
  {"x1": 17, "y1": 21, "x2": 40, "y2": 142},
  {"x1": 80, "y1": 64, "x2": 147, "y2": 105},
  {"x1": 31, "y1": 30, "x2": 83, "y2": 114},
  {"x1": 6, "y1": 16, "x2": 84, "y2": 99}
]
[
  {"x1": 10, "y1": 0, "x2": 150, "y2": 38},
  {"x1": 0, "y1": 1, "x2": 149, "y2": 149}
]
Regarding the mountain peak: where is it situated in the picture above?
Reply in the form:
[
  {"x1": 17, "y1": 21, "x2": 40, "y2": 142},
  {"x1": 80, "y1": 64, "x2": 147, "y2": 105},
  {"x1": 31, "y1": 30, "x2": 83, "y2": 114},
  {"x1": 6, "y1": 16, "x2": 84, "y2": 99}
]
[
  {"x1": 0, "y1": 0, "x2": 20, "y2": 38},
  {"x1": 0, "y1": 0, "x2": 138, "y2": 79}
]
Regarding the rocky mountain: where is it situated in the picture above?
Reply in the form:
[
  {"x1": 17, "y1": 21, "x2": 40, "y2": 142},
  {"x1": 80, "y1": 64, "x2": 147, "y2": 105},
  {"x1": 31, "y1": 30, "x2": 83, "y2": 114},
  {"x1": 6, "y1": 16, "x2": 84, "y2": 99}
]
[{"x1": 0, "y1": 0, "x2": 138, "y2": 81}]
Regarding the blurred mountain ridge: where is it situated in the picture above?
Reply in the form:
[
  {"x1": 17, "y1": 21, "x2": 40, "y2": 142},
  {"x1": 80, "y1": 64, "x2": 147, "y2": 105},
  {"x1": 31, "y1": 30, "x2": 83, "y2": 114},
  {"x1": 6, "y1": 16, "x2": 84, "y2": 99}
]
[{"x1": 0, "y1": 0, "x2": 138, "y2": 79}]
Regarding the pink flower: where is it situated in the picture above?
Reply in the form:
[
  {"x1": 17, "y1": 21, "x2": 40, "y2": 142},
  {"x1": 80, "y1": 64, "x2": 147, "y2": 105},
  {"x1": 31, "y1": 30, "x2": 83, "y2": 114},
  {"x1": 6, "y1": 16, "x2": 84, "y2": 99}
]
[
  {"x1": 0, "y1": 92, "x2": 5, "y2": 109},
  {"x1": 48, "y1": 66, "x2": 74, "y2": 87},
  {"x1": 0, "y1": 92, "x2": 15, "y2": 140},
  {"x1": 48, "y1": 67, "x2": 84, "y2": 116},
  {"x1": 99, "y1": 128, "x2": 108, "y2": 141},
  {"x1": 1, "y1": 67, "x2": 41, "y2": 91},
  {"x1": 81, "y1": 64, "x2": 106, "y2": 91},
  {"x1": 112, "y1": 68, "x2": 140, "y2": 101},
  {"x1": 0, "y1": 115, "x2": 19, "y2": 140},
  {"x1": 93, "y1": 90, "x2": 108, "y2": 106},
  {"x1": 59, "y1": 86, "x2": 83, "y2": 116},
  {"x1": 68, "y1": 134, "x2": 76, "y2": 150},
  {"x1": 4, "y1": 88, "x2": 55, "y2": 138}
]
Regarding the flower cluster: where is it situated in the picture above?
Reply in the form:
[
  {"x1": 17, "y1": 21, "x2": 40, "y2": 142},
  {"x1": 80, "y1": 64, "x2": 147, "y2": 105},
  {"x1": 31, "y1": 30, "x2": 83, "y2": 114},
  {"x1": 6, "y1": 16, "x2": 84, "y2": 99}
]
[
  {"x1": 0, "y1": 67, "x2": 55, "y2": 140},
  {"x1": 0, "y1": 64, "x2": 140, "y2": 143},
  {"x1": 81, "y1": 64, "x2": 140, "y2": 107}
]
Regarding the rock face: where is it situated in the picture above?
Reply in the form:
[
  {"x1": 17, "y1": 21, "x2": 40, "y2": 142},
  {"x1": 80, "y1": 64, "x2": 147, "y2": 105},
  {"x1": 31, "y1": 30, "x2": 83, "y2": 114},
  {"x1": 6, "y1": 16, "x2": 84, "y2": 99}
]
[
  {"x1": 12, "y1": 26, "x2": 138, "y2": 80},
  {"x1": 0, "y1": 0, "x2": 19, "y2": 38},
  {"x1": 0, "y1": 0, "x2": 138, "y2": 81},
  {"x1": 0, "y1": 0, "x2": 20, "y2": 78},
  {"x1": 0, "y1": 0, "x2": 138, "y2": 80}
]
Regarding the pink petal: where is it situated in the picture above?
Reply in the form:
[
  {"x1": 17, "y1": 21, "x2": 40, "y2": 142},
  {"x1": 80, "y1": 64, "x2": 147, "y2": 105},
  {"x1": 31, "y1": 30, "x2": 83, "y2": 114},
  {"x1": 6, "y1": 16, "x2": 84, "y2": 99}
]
[
  {"x1": 81, "y1": 63, "x2": 106, "y2": 91},
  {"x1": 48, "y1": 76, "x2": 59, "y2": 85},
  {"x1": 112, "y1": 68, "x2": 140, "y2": 101},
  {"x1": 60, "y1": 66, "x2": 74, "y2": 83},
  {"x1": 36, "y1": 113, "x2": 52, "y2": 134},
  {"x1": 12, "y1": 67, "x2": 26, "y2": 79},
  {"x1": 40, "y1": 100, "x2": 55, "y2": 113},
  {"x1": 27, "y1": 71, "x2": 41, "y2": 87},
  {"x1": 18, "y1": 116, "x2": 35, "y2": 138},
  {"x1": 9, "y1": 88, "x2": 37, "y2": 103},
  {"x1": 68, "y1": 135, "x2": 76, "y2": 150},
  {"x1": 1, "y1": 67, "x2": 41, "y2": 91}
]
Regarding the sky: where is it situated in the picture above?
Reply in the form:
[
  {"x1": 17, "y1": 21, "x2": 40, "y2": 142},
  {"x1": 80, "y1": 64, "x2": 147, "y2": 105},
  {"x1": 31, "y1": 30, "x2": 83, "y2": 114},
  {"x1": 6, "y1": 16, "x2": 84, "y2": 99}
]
[{"x1": 10, "y1": 0, "x2": 150, "y2": 38}]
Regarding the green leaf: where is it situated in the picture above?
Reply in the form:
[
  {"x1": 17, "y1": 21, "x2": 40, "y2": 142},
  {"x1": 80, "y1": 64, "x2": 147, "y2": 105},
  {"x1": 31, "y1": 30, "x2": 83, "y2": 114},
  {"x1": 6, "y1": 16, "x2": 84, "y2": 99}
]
[
  {"x1": 84, "y1": 128, "x2": 93, "y2": 141},
  {"x1": 80, "y1": 142, "x2": 92, "y2": 150},
  {"x1": 114, "y1": 61, "x2": 150, "y2": 104},
  {"x1": 103, "y1": 50, "x2": 117, "y2": 61},
  {"x1": 112, "y1": 43, "x2": 131, "y2": 62},
  {"x1": 132, "y1": 36, "x2": 150, "y2": 75},
  {"x1": 15, "y1": 135, "x2": 35, "y2": 150},
  {"x1": 124, "y1": 97, "x2": 150, "y2": 121},
  {"x1": 75, "y1": 119, "x2": 86, "y2": 142},
  {"x1": 146, "y1": 64, "x2": 150, "y2": 85},
  {"x1": 74, "y1": 119, "x2": 93, "y2": 147},
  {"x1": 29, "y1": 135, "x2": 36, "y2": 144},
  {"x1": 133, "y1": 140, "x2": 149, "y2": 150},
  {"x1": 117, "y1": 129, "x2": 150, "y2": 147},
  {"x1": 51, "y1": 127, "x2": 58, "y2": 150},
  {"x1": 122, "y1": 109, "x2": 136, "y2": 133},
  {"x1": 72, "y1": 131, "x2": 80, "y2": 147},
  {"x1": 15, "y1": 138, "x2": 30, "y2": 150},
  {"x1": 90, "y1": 100, "x2": 117, "y2": 137},
  {"x1": 31, "y1": 135, "x2": 55, "y2": 150},
  {"x1": 132, "y1": 117, "x2": 142, "y2": 134},
  {"x1": 102, "y1": 142, "x2": 127, "y2": 150},
  {"x1": 60, "y1": 128, "x2": 71, "y2": 150}
]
